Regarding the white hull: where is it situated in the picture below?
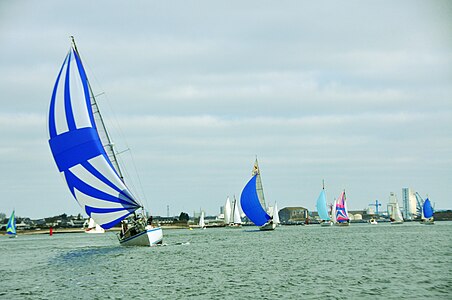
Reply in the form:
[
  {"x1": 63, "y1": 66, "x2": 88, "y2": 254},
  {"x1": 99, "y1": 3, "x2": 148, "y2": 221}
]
[
  {"x1": 320, "y1": 220, "x2": 333, "y2": 227},
  {"x1": 119, "y1": 226, "x2": 163, "y2": 246},
  {"x1": 369, "y1": 219, "x2": 378, "y2": 225},
  {"x1": 259, "y1": 220, "x2": 276, "y2": 231}
]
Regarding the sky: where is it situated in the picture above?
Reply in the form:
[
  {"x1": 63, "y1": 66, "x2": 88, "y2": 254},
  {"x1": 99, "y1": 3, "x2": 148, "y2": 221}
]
[{"x1": 0, "y1": 1, "x2": 451, "y2": 219}]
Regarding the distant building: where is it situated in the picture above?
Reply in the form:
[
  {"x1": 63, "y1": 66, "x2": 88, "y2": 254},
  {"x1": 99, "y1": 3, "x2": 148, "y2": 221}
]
[{"x1": 279, "y1": 207, "x2": 308, "y2": 223}]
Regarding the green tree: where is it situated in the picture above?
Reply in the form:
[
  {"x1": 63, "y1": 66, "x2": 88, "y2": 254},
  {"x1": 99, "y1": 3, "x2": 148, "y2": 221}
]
[{"x1": 178, "y1": 212, "x2": 189, "y2": 221}]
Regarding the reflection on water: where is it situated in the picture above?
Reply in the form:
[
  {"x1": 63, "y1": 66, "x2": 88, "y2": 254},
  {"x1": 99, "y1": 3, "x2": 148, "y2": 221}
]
[{"x1": 1, "y1": 222, "x2": 451, "y2": 299}]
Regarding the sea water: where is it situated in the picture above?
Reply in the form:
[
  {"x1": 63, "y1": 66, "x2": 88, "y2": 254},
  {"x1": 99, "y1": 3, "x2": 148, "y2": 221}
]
[{"x1": 1, "y1": 222, "x2": 451, "y2": 299}]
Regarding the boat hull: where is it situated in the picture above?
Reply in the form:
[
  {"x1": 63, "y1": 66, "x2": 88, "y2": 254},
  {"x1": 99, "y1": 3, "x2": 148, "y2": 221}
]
[
  {"x1": 259, "y1": 220, "x2": 276, "y2": 231},
  {"x1": 334, "y1": 222, "x2": 350, "y2": 226},
  {"x1": 320, "y1": 221, "x2": 333, "y2": 227},
  {"x1": 119, "y1": 226, "x2": 163, "y2": 247},
  {"x1": 421, "y1": 218, "x2": 434, "y2": 225},
  {"x1": 390, "y1": 221, "x2": 403, "y2": 225}
]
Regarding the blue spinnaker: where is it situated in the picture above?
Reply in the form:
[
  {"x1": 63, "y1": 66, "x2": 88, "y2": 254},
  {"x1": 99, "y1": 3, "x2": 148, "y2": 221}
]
[
  {"x1": 240, "y1": 175, "x2": 271, "y2": 226},
  {"x1": 423, "y1": 198, "x2": 433, "y2": 219},
  {"x1": 48, "y1": 43, "x2": 141, "y2": 229},
  {"x1": 316, "y1": 190, "x2": 330, "y2": 221}
]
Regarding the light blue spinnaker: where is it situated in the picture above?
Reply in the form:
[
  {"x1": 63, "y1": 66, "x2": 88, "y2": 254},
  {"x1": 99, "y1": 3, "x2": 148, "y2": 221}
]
[
  {"x1": 240, "y1": 175, "x2": 271, "y2": 226},
  {"x1": 316, "y1": 189, "x2": 330, "y2": 221},
  {"x1": 423, "y1": 198, "x2": 433, "y2": 219},
  {"x1": 6, "y1": 210, "x2": 16, "y2": 236},
  {"x1": 48, "y1": 39, "x2": 141, "y2": 229}
]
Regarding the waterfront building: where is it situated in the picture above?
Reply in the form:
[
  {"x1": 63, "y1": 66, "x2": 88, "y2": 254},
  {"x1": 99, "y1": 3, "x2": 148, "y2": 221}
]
[{"x1": 278, "y1": 207, "x2": 308, "y2": 223}]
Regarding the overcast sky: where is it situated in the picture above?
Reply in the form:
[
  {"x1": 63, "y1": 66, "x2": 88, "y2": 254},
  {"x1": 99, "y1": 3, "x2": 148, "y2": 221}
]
[{"x1": 0, "y1": 1, "x2": 451, "y2": 219}]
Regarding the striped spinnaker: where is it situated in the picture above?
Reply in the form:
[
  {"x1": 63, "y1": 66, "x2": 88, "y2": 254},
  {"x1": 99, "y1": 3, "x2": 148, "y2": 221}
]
[{"x1": 48, "y1": 44, "x2": 140, "y2": 229}]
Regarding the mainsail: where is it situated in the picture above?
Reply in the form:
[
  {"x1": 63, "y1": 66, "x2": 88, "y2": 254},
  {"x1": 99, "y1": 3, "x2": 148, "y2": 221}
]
[
  {"x1": 388, "y1": 192, "x2": 403, "y2": 223},
  {"x1": 224, "y1": 196, "x2": 232, "y2": 224},
  {"x1": 199, "y1": 211, "x2": 206, "y2": 228},
  {"x1": 335, "y1": 191, "x2": 349, "y2": 223},
  {"x1": 6, "y1": 210, "x2": 16, "y2": 236},
  {"x1": 252, "y1": 158, "x2": 266, "y2": 210},
  {"x1": 232, "y1": 196, "x2": 242, "y2": 225},
  {"x1": 273, "y1": 202, "x2": 280, "y2": 225},
  {"x1": 240, "y1": 174, "x2": 271, "y2": 226},
  {"x1": 316, "y1": 189, "x2": 330, "y2": 221},
  {"x1": 48, "y1": 39, "x2": 141, "y2": 229}
]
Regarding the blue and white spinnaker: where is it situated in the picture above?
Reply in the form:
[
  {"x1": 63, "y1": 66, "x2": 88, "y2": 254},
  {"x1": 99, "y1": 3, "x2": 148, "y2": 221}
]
[{"x1": 48, "y1": 42, "x2": 141, "y2": 229}]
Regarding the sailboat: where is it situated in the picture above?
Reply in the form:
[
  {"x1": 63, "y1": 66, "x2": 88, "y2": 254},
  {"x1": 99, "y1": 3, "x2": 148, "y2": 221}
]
[
  {"x1": 224, "y1": 196, "x2": 232, "y2": 225},
  {"x1": 231, "y1": 195, "x2": 242, "y2": 227},
  {"x1": 316, "y1": 181, "x2": 332, "y2": 226},
  {"x1": 421, "y1": 198, "x2": 434, "y2": 225},
  {"x1": 85, "y1": 218, "x2": 105, "y2": 234},
  {"x1": 388, "y1": 192, "x2": 404, "y2": 225},
  {"x1": 198, "y1": 211, "x2": 206, "y2": 229},
  {"x1": 240, "y1": 158, "x2": 276, "y2": 231},
  {"x1": 334, "y1": 190, "x2": 350, "y2": 226},
  {"x1": 6, "y1": 210, "x2": 17, "y2": 238},
  {"x1": 273, "y1": 202, "x2": 280, "y2": 226},
  {"x1": 48, "y1": 37, "x2": 162, "y2": 246}
]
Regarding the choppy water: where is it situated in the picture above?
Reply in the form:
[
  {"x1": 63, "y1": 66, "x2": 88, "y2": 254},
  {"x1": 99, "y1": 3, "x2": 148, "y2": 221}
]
[{"x1": 1, "y1": 222, "x2": 451, "y2": 299}]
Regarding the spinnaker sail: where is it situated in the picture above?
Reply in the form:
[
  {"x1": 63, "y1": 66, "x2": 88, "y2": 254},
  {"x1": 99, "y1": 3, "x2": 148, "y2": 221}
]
[
  {"x1": 48, "y1": 39, "x2": 141, "y2": 229},
  {"x1": 6, "y1": 210, "x2": 16, "y2": 236},
  {"x1": 240, "y1": 174, "x2": 271, "y2": 226}
]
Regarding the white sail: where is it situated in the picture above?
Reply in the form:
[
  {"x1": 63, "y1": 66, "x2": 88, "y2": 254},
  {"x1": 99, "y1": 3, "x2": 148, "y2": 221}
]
[
  {"x1": 252, "y1": 158, "x2": 267, "y2": 210},
  {"x1": 273, "y1": 202, "x2": 280, "y2": 225},
  {"x1": 331, "y1": 200, "x2": 337, "y2": 224},
  {"x1": 199, "y1": 211, "x2": 206, "y2": 228},
  {"x1": 388, "y1": 192, "x2": 404, "y2": 223},
  {"x1": 232, "y1": 196, "x2": 242, "y2": 225},
  {"x1": 85, "y1": 217, "x2": 105, "y2": 233},
  {"x1": 224, "y1": 196, "x2": 232, "y2": 224},
  {"x1": 88, "y1": 218, "x2": 95, "y2": 229}
]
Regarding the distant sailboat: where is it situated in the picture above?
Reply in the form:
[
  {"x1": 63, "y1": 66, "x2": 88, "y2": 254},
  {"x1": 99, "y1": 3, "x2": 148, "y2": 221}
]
[
  {"x1": 388, "y1": 192, "x2": 404, "y2": 224},
  {"x1": 48, "y1": 37, "x2": 162, "y2": 246},
  {"x1": 316, "y1": 181, "x2": 332, "y2": 226},
  {"x1": 335, "y1": 191, "x2": 350, "y2": 226},
  {"x1": 231, "y1": 195, "x2": 242, "y2": 226},
  {"x1": 6, "y1": 210, "x2": 17, "y2": 238},
  {"x1": 421, "y1": 198, "x2": 434, "y2": 225},
  {"x1": 240, "y1": 158, "x2": 275, "y2": 231},
  {"x1": 198, "y1": 211, "x2": 206, "y2": 229},
  {"x1": 224, "y1": 196, "x2": 232, "y2": 225},
  {"x1": 85, "y1": 218, "x2": 105, "y2": 234}
]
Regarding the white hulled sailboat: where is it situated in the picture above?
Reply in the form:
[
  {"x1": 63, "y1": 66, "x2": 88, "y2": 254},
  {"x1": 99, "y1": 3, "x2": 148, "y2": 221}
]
[{"x1": 48, "y1": 37, "x2": 162, "y2": 246}]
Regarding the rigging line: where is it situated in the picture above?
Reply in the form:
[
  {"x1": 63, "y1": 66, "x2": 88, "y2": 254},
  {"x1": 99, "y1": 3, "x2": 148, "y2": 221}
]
[
  {"x1": 81, "y1": 52, "x2": 148, "y2": 209},
  {"x1": 127, "y1": 147, "x2": 150, "y2": 211}
]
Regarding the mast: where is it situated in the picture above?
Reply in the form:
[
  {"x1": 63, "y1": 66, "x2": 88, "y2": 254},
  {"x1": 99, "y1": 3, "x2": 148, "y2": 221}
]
[
  {"x1": 70, "y1": 36, "x2": 125, "y2": 182},
  {"x1": 70, "y1": 37, "x2": 144, "y2": 212}
]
